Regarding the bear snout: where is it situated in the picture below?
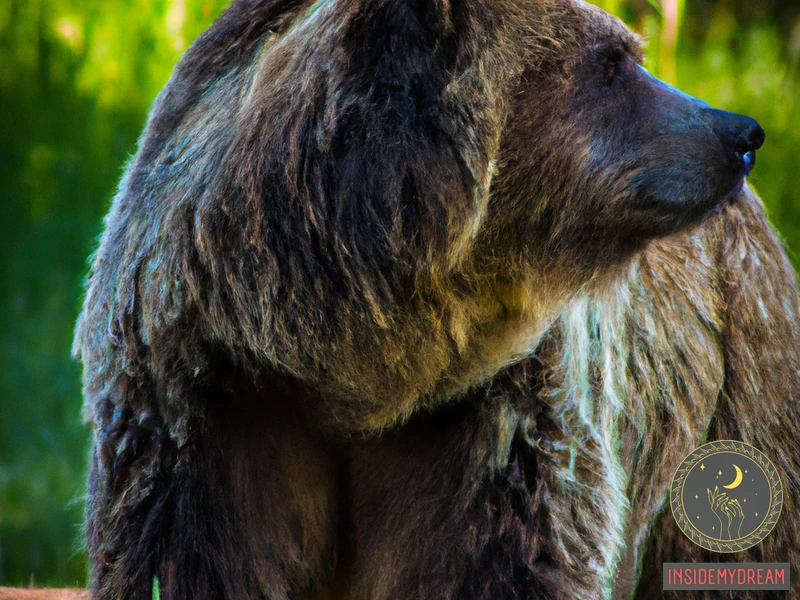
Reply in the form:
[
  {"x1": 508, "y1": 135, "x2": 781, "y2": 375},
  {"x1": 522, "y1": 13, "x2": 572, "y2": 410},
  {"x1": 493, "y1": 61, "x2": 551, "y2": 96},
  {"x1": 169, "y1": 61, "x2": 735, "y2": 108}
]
[{"x1": 703, "y1": 108, "x2": 766, "y2": 176}]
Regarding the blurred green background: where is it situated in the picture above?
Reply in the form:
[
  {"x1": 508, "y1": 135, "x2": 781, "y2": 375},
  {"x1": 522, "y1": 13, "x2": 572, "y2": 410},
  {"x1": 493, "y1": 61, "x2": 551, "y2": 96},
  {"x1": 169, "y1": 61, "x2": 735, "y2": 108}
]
[{"x1": 0, "y1": 0, "x2": 798, "y2": 588}]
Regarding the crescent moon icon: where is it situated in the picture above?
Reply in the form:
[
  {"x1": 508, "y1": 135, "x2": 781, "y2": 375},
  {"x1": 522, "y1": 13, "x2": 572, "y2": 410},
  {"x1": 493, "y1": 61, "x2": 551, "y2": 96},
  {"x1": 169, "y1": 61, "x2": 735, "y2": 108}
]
[{"x1": 723, "y1": 464, "x2": 743, "y2": 489}]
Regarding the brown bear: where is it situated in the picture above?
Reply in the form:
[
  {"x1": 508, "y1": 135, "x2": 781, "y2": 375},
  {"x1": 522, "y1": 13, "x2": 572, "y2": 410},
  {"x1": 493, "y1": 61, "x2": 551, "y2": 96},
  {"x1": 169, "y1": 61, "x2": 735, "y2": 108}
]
[{"x1": 72, "y1": 0, "x2": 792, "y2": 598}]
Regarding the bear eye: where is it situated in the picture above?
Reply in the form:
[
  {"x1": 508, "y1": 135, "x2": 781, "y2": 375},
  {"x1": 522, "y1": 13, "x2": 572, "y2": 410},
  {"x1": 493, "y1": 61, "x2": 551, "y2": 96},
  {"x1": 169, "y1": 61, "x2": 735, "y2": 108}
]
[{"x1": 600, "y1": 45, "x2": 628, "y2": 86}]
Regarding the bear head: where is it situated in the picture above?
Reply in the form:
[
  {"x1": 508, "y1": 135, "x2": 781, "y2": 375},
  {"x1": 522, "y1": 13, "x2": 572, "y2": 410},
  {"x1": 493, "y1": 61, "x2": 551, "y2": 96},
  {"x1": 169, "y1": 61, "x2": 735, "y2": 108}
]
[
  {"x1": 486, "y1": 0, "x2": 765, "y2": 283},
  {"x1": 77, "y1": 0, "x2": 765, "y2": 432}
]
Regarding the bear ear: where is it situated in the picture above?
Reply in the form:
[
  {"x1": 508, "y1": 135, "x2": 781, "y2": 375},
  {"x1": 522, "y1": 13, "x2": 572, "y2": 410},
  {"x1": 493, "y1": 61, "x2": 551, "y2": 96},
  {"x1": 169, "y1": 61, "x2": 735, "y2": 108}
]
[
  {"x1": 328, "y1": 0, "x2": 462, "y2": 76},
  {"x1": 336, "y1": 0, "x2": 458, "y2": 35},
  {"x1": 335, "y1": 0, "x2": 509, "y2": 57}
]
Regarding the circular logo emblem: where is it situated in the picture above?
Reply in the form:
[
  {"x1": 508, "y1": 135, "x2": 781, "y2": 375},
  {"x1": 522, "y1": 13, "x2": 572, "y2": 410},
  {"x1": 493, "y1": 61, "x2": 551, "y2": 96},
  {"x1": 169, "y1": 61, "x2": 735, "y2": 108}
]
[{"x1": 670, "y1": 440, "x2": 783, "y2": 553}]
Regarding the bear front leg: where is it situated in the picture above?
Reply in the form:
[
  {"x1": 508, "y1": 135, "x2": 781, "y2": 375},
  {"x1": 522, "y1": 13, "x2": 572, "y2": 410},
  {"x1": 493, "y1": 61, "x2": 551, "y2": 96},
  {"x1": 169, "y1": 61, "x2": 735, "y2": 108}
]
[
  {"x1": 86, "y1": 374, "x2": 341, "y2": 600},
  {"x1": 86, "y1": 390, "x2": 172, "y2": 600}
]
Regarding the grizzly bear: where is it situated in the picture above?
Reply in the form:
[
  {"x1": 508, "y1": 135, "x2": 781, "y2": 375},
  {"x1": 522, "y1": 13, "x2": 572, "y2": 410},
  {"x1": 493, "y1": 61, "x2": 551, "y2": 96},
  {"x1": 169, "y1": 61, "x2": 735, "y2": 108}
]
[{"x1": 73, "y1": 0, "x2": 796, "y2": 598}]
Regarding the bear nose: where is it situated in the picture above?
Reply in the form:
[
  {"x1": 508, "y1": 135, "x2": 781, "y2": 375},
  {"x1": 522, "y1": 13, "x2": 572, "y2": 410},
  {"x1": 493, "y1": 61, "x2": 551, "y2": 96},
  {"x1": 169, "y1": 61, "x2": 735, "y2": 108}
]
[
  {"x1": 732, "y1": 116, "x2": 765, "y2": 172},
  {"x1": 739, "y1": 119, "x2": 766, "y2": 152},
  {"x1": 705, "y1": 109, "x2": 766, "y2": 173}
]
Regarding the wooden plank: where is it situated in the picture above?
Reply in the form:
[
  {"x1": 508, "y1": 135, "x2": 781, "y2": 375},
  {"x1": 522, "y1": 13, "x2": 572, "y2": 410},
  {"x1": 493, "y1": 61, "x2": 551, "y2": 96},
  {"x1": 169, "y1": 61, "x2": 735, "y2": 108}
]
[{"x1": 0, "y1": 590, "x2": 88, "y2": 600}]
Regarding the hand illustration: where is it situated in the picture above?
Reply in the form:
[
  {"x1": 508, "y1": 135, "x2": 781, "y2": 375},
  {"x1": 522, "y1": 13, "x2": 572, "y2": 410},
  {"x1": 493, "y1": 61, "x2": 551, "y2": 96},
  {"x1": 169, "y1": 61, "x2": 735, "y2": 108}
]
[
  {"x1": 722, "y1": 498, "x2": 745, "y2": 539},
  {"x1": 708, "y1": 487, "x2": 745, "y2": 540},
  {"x1": 708, "y1": 486, "x2": 731, "y2": 539}
]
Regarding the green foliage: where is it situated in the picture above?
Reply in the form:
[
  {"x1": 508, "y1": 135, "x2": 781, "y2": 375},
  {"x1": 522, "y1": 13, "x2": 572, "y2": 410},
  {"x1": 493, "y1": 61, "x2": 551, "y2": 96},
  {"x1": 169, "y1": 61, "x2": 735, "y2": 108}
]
[
  {"x1": 0, "y1": 0, "x2": 798, "y2": 588},
  {"x1": 0, "y1": 0, "x2": 227, "y2": 586}
]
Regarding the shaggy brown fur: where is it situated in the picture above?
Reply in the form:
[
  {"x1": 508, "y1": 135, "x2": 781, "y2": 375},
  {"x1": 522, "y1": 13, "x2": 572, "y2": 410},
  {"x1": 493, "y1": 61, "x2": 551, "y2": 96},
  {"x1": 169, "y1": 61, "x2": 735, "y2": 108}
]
[
  {"x1": 73, "y1": 0, "x2": 791, "y2": 598},
  {"x1": 346, "y1": 188, "x2": 800, "y2": 599}
]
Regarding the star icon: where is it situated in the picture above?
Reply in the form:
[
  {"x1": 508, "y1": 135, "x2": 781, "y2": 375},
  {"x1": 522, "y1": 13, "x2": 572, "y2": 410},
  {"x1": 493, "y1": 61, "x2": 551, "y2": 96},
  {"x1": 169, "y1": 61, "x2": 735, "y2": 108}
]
[
  {"x1": 700, "y1": 464, "x2": 705, "y2": 471},
  {"x1": 695, "y1": 494, "x2": 699, "y2": 499}
]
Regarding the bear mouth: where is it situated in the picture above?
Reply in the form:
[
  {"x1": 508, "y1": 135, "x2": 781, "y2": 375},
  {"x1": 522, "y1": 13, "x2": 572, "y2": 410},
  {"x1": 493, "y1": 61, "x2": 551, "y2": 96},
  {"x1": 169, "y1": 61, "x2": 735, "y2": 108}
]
[
  {"x1": 708, "y1": 178, "x2": 746, "y2": 219},
  {"x1": 707, "y1": 150, "x2": 756, "y2": 219}
]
